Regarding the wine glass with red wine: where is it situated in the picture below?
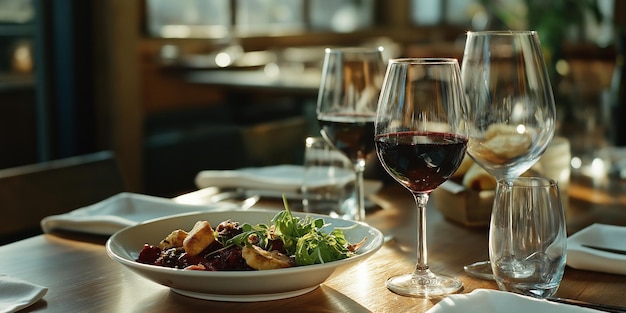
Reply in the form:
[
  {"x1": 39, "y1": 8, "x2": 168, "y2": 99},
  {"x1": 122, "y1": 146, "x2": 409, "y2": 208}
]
[
  {"x1": 316, "y1": 47, "x2": 386, "y2": 221},
  {"x1": 374, "y1": 58, "x2": 468, "y2": 297},
  {"x1": 461, "y1": 31, "x2": 556, "y2": 280}
]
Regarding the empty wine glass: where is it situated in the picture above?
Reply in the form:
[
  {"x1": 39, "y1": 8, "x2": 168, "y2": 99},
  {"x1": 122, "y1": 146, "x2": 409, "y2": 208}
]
[
  {"x1": 461, "y1": 31, "x2": 557, "y2": 279},
  {"x1": 375, "y1": 58, "x2": 468, "y2": 297},
  {"x1": 316, "y1": 47, "x2": 386, "y2": 221}
]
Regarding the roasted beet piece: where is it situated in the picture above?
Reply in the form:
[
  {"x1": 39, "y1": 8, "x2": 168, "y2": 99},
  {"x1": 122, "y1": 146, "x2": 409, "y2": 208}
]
[
  {"x1": 268, "y1": 239, "x2": 286, "y2": 254},
  {"x1": 155, "y1": 247, "x2": 184, "y2": 268},
  {"x1": 206, "y1": 246, "x2": 252, "y2": 271},
  {"x1": 136, "y1": 244, "x2": 161, "y2": 264}
]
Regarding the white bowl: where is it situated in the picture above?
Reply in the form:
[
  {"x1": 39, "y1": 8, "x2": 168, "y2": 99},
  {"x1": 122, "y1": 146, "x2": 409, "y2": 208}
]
[{"x1": 106, "y1": 210, "x2": 384, "y2": 302}]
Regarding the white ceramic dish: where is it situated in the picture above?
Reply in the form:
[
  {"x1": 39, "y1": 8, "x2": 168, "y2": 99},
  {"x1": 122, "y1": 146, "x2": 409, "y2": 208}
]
[{"x1": 106, "y1": 210, "x2": 384, "y2": 302}]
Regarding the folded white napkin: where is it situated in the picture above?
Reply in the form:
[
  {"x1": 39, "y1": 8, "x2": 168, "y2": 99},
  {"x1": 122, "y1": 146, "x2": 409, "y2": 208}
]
[
  {"x1": 567, "y1": 223, "x2": 626, "y2": 275},
  {"x1": 427, "y1": 289, "x2": 602, "y2": 313},
  {"x1": 41, "y1": 192, "x2": 239, "y2": 236},
  {"x1": 195, "y1": 165, "x2": 382, "y2": 199},
  {"x1": 195, "y1": 165, "x2": 309, "y2": 198},
  {"x1": 0, "y1": 274, "x2": 47, "y2": 313}
]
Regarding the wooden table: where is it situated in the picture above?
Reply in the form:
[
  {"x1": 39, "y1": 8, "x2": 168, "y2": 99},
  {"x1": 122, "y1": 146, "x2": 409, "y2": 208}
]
[{"x1": 2, "y1": 175, "x2": 626, "y2": 312}]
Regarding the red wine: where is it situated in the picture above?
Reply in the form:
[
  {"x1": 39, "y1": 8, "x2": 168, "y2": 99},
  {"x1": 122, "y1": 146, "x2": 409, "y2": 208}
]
[
  {"x1": 375, "y1": 131, "x2": 468, "y2": 192},
  {"x1": 318, "y1": 113, "x2": 376, "y2": 162}
]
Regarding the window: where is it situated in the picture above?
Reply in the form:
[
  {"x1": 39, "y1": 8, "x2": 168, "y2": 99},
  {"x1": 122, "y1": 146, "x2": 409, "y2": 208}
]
[
  {"x1": 309, "y1": 0, "x2": 374, "y2": 33},
  {"x1": 235, "y1": 0, "x2": 304, "y2": 35},
  {"x1": 145, "y1": 0, "x2": 374, "y2": 38},
  {"x1": 146, "y1": 0, "x2": 231, "y2": 38}
]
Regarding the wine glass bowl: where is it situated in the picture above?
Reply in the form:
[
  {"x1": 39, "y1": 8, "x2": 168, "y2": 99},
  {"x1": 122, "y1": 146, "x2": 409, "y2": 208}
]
[
  {"x1": 461, "y1": 31, "x2": 557, "y2": 279},
  {"x1": 375, "y1": 58, "x2": 468, "y2": 297},
  {"x1": 462, "y1": 31, "x2": 556, "y2": 181},
  {"x1": 316, "y1": 47, "x2": 386, "y2": 221}
]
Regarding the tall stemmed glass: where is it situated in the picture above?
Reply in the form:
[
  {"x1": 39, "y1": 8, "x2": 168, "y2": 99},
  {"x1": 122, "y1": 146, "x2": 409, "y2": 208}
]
[
  {"x1": 461, "y1": 31, "x2": 556, "y2": 279},
  {"x1": 375, "y1": 58, "x2": 468, "y2": 297},
  {"x1": 316, "y1": 47, "x2": 385, "y2": 221}
]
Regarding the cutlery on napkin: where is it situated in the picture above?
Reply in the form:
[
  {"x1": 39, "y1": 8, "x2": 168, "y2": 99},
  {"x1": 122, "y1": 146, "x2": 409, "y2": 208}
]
[
  {"x1": 427, "y1": 289, "x2": 606, "y2": 313},
  {"x1": 172, "y1": 186, "x2": 259, "y2": 209},
  {"x1": 40, "y1": 192, "x2": 240, "y2": 236},
  {"x1": 567, "y1": 223, "x2": 626, "y2": 275},
  {"x1": 0, "y1": 274, "x2": 47, "y2": 313},
  {"x1": 194, "y1": 165, "x2": 382, "y2": 200}
]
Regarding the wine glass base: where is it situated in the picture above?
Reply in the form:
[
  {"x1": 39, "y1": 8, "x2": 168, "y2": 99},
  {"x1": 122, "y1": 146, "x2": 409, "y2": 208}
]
[
  {"x1": 386, "y1": 271, "x2": 462, "y2": 297},
  {"x1": 463, "y1": 260, "x2": 494, "y2": 280}
]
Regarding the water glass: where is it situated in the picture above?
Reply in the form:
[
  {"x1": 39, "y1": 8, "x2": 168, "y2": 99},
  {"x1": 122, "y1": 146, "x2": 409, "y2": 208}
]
[
  {"x1": 301, "y1": 137, "x2": 357, "y2": 219},
  {"x1": 489, "y1": 177, "x2": 567, "y2": 298}
]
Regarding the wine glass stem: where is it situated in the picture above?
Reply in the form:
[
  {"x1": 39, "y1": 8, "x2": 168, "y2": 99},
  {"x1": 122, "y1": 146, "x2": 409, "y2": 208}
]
[
  {"x1": 413, "y1": 192, "x2": 429, "y2": 272},
  {"x1": 354, "y1": 158, "x2": 366, "y2": 221}
]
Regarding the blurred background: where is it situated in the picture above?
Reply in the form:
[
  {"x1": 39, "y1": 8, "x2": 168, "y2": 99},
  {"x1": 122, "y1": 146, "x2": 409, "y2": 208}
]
[{"x1": 0, "y1": 0, "x2": 623, "y2": 197}]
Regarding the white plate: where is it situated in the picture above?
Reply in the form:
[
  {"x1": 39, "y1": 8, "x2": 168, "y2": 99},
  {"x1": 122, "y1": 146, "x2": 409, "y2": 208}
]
[{"x1": 106, "y1": 210, "x2": 384, "y2": 302}]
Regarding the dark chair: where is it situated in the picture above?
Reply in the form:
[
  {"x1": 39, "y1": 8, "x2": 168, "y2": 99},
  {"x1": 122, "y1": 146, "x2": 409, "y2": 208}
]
[{"x1": 0, "y1": 150, "x2": 126, "y2": 244}]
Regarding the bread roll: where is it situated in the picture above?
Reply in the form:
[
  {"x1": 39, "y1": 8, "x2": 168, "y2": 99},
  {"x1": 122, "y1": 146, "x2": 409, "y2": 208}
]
[
  {"x1": 462, "y1": 163, "x2": 496, "y2": 190},
  {"x1": 471, "y1": 124, "x2": 533, "y2": 165}
]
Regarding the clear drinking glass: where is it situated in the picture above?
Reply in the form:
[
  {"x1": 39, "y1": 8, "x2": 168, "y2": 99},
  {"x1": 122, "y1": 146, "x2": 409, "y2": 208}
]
[
  {"x1": 301, "y1": 136, "x2": 358, "y2": 219},
  {"x1": 316, "y1": 47, "x2": 386, "y2": 221},
  {"x1": 490, "y1": 177, "x2": 567, "y2": 298},
  {"x1": 375, "y1": 58, "x2": 468, "y2": 297},
  {"x1": 461, "y1": 31, "x2": 557, "y2": 279}
]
